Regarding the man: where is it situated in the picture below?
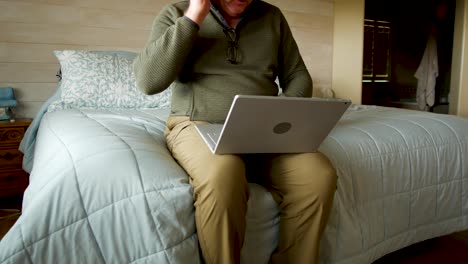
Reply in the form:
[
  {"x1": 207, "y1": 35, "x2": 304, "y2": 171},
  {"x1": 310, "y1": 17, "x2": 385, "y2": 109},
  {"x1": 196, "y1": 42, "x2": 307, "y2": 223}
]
[{"x1": 133, "y1": 0, "x2": 337, "y2": 263}]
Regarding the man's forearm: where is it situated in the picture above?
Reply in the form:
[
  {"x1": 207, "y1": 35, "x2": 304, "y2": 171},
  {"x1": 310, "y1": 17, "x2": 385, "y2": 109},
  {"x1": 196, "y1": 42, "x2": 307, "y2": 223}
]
[
  {"x1": 281, "y1": 69, "x2": 313, "y2": 97},
  {"x1": 133, "y1": 14, "x2": 199, "y2": 95}
]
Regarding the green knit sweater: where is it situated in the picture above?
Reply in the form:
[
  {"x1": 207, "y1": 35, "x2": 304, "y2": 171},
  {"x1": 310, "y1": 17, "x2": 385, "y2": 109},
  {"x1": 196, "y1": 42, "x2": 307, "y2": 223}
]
[{"x1": 133, "y1": 0, "x2": 312, "y2": 123}]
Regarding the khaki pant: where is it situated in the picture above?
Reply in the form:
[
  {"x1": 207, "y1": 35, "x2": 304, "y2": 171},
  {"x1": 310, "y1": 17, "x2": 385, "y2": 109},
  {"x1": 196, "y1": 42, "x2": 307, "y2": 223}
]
[{"x1": 165, "y1": 116, "x2": 337, "y2": 264}]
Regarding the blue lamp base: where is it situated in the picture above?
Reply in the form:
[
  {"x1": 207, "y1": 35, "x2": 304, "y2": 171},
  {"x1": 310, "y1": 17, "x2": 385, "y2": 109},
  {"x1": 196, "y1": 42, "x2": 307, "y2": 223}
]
[
  {"x1": 0, "y1": 87, "x2": 17, "y2": 122},
  {"x1": 0, "y1": 107, "x2": 14, "y2": 121}
]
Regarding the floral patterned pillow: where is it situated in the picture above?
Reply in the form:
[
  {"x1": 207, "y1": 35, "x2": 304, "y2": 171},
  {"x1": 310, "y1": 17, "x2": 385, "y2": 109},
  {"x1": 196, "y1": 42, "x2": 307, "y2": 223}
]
[{"x1": 47, "y1": 50, "x2": 171, "y2": 112}]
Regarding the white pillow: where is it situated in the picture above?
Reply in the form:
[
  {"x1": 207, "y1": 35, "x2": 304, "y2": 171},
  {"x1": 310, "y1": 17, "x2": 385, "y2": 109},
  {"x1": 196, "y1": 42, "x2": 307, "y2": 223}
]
[{"x1": 47, "y1": 50, "x2": 171, "y2": 112}]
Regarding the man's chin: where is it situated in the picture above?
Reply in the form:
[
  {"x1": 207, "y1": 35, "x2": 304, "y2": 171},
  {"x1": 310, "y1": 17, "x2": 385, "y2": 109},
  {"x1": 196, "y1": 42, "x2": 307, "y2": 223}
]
[{"x1": 228, "y1": 6, "x2": 248, "y2": 15}]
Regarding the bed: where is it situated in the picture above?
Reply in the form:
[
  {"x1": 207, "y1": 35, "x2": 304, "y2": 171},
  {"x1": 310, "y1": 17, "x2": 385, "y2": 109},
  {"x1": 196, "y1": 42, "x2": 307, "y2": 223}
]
[{"x1": 0, "y1": 50, "x2": 467, "y2": 264}]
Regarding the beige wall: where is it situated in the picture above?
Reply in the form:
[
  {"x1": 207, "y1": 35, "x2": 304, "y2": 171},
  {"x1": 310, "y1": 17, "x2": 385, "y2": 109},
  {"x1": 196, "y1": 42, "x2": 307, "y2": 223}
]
[
  {"x1": 0, "y1": 0, "x2": 334, "y2": 119},
  {"x1": 451, "y1": 0, "x2": 468, "y2": 117},
  {"x1": 331, "y1": 0, "x2": 365, "y2": 104}
]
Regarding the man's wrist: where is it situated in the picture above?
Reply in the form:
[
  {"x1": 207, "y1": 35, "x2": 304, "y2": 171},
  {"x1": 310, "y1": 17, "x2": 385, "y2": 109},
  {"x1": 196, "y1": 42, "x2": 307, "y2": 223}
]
[
  {"x1": 184, "y1": 9, "x2": 205, "y2": 26},
  {"x1": 182, "y1": 16, "x2": 200, "y2": 30}
]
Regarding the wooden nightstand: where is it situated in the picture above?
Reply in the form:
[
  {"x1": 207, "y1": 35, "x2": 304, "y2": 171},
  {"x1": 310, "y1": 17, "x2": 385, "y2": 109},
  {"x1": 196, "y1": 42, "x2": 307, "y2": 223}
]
[{"x1": 0, "y1": 119, "x2": 31, "y2": 199}]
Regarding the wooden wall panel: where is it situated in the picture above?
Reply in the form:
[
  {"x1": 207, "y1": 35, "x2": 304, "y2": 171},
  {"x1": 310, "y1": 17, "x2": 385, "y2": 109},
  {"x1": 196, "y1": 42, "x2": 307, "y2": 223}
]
[
  {"x1": 0, "y1": 63, "x2": 58, "y2": 83},
  {"x1": 0, "y1": 43, "x2": 140, "y2": 63},
  {"x1": 268, "y1": 0, "x2": 333, "y2": 16},
  {"x1": 1, "y1": 43, "x2": 81, "y2": 63},
  {"x1": 0, "y1": 83, "x2": 57, "y2": 101},
  {"x1": 1, "y1": 0, "x2": 173, "y2": 13},
  {"x1": 0, "y1": 0, "x2": 334, "y2": 118},
  {"x1": 0, "y1": 23, "x2": 149, "y2": 47},
  {"x1": 15, "y1": 101, "x2": 49, "y2": 119},
  {"x1": 0, "y1": 1, "x2": 80, "y2": 25},
  {"x1": 80, "y1": 9, "x2": 156, "y2": 30}
]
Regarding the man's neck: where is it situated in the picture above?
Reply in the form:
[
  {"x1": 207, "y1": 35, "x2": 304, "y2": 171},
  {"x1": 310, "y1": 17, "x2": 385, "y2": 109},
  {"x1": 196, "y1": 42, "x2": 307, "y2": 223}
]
[
  {"x1": 210, "y1": 3, "x2": 244, "y2": 28},
  {"x1": 222, "y1": 15, "x2": 241, "y2": 28}
]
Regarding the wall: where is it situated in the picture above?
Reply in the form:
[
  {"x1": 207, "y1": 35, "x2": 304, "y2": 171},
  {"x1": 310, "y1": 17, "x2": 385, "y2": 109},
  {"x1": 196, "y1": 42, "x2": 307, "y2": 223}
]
[
  {"x1": 451, "y1": 0, "x2": 468, "y2": 117},
  {"x1": 0, "y1": 0, "x2": 334, "y2": 119},
  {"x1": 331, "y1": 0, "x2": 365, "y2": 104},
  {"x1": 458, "y1": 0, "x2": 468, "y2": 118}
]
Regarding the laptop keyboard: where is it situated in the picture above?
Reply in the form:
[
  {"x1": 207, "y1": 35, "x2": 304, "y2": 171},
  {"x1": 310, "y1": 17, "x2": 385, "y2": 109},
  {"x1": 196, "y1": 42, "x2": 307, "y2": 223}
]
[
  {"x1": 207, "y1": 131, "x2": 220, "y2": 146},
  {"x1": 196, "y1": 124, "x2": 223, "y2": 152}
]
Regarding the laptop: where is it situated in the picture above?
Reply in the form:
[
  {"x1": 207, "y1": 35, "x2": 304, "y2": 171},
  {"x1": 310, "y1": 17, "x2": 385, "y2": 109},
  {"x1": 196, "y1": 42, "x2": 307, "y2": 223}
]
[{"x1": 195, "y1": 95, "x2": 351, "y2": 154}]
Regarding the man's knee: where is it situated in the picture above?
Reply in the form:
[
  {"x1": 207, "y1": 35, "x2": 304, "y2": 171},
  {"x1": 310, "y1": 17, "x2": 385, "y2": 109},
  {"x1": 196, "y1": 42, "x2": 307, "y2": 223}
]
[
  {"x1": 301, "y1": 152, "x2": 337, "y2": 200},
  {"x1": 277, "y1": 152, "x2": 337, "y2": 206},
  {"x1": 195, "y1": 155, "x2": 249, "y2": 206}
]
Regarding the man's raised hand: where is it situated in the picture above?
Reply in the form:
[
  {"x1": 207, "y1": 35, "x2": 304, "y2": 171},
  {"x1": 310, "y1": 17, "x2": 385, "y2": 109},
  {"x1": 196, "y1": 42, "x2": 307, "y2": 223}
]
[{"x1": 185, "y1": 0, "x2": 211, "y2": 26}]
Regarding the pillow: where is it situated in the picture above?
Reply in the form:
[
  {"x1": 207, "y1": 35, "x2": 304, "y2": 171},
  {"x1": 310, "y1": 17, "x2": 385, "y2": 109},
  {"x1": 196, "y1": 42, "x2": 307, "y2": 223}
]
[{"x1": 47, "y1": 50, "x2": 171, "y2": 112}]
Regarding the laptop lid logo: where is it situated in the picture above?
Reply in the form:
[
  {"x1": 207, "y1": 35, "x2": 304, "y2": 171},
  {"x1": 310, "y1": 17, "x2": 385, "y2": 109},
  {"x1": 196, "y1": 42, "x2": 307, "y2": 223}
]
[{"x1": 273, "y1": 122, "x2": 292, "y2": 134}]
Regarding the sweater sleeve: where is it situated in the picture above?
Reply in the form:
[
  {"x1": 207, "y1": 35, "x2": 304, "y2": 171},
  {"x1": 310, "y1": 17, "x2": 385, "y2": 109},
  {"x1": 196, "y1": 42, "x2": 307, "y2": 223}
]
[
  {"x1": 133, "y1": 5, "x2": 199, "y2": 95},
  {"x1": 277, "y1": 11, "x2": 313, "y2": 98}
]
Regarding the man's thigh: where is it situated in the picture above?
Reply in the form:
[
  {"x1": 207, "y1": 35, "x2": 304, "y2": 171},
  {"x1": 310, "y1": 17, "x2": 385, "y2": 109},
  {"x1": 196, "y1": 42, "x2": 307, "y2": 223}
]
[
  {"x1": 265, "y1": 152, "x2": 337, "y2": 199},
  {"x1": 165, "y1": 116, "x2": 245, "y2": 184}
]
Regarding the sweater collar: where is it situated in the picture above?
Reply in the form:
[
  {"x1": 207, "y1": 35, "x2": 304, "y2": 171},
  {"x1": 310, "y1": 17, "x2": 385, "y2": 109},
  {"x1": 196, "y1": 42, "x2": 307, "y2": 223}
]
[{"x1": 210, "y1": 0, "x2": 257, "y2": 29}]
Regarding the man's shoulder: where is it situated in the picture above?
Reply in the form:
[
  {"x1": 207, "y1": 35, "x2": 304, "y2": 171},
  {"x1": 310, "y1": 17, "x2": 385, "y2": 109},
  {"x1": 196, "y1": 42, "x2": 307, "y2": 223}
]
[
  {"x1": 257, "y1": 0, "x2": 280, "y2": 11},
  {"x1": 252, "y1": 0, "x2": 282, "y2": 17},
  {"x1": 161, "y1": 0, "x2": 190, "y2": 14},
  {"x1": 170, "y1": 0, "x2": 190, "y2": 9}
]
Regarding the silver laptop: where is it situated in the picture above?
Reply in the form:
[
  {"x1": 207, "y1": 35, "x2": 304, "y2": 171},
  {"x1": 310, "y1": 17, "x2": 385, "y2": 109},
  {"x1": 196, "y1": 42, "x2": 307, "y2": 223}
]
[{"x1": 195, "y1": 95, "x2": 351, "y2": 154}]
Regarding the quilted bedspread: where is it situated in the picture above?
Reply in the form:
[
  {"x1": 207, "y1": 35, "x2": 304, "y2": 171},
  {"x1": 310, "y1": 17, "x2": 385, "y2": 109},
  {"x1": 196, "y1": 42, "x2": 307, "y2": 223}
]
[
  {"x1": 1, "y1": 109, "x2": 201, "y2": 263},
  {"x1": 318, "y1": 105, "x2": 468, "y2": 263},
  {"x1": 1, "y1": 105, "x2": 467, "y2": 264}
]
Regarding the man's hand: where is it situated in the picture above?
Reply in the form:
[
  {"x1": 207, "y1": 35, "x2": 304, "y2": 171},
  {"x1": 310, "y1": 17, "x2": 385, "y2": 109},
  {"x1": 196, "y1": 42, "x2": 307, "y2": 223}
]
[{"x1": 185, "y1": 0, "x2": 211, "y2": 26}]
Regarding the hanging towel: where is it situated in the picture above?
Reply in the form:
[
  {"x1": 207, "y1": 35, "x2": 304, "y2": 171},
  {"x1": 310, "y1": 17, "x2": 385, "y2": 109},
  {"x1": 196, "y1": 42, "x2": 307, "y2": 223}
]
[{"x1": 415, "y1": 34, "x2": 439, "y2": 110}]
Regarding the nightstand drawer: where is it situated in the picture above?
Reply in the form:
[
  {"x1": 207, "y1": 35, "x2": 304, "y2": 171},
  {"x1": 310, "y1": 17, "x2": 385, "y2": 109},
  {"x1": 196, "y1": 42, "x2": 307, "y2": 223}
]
[
  {"x1": 0, "y1": 119, "x2": 31, "y2": 198},
  {"x1": 0, "y1": 170, "x2": 29, "y2": 197},
  {"x1": 0, "y1": 127, "x2": 25, "y2": 145},
  {"x1": 0, "y1": 149, "x2": 23, "y2": 169}
]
